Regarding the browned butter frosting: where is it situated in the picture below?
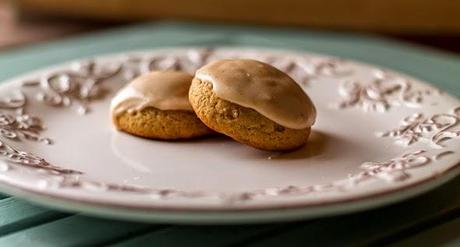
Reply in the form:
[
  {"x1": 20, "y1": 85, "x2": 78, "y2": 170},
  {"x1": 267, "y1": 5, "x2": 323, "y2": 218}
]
[
  {"x1": 111, "y1": 71, "x2": 193, "y2": 117},
  {"x1": 195, "y1": 59, "x2": 316, "y2": 129}
]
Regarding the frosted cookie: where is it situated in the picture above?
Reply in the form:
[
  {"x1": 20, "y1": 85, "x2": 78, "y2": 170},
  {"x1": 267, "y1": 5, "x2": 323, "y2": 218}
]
[
  {"x1": 111, "y1": 71, "x2": 213, "y2": 140},
  {"x1": 189, "y1": 59, "x2": 316, "y2": 151}
]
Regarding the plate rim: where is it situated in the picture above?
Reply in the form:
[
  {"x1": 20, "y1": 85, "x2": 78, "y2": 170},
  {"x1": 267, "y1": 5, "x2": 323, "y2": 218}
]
[
  {"x1": 0, "y1": 164, "x2": 458, "y2": 223},
  {"x1": 0, "y1": 46, "x2": 459, "y2": 222}
]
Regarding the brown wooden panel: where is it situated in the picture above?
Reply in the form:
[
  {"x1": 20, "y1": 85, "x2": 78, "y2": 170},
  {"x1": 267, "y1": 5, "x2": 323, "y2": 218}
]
[{"x1": 15, "y1": 0, "x2": 460, "y2": 33}]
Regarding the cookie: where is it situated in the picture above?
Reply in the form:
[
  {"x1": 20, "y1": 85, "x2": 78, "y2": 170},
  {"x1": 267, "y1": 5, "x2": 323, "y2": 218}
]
[
  {"x1": 190, "y1": 59, "x2": 316, "y2": 151},
  {"x1": 111, "y1": 70, "x2": 213, "y2": 140}
]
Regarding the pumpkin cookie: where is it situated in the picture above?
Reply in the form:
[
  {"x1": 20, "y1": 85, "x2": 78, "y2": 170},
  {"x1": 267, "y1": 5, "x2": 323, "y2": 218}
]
[
  {"x1": 111, "y1": 71, "x2": 213, "y2": 140},
  {"x1": 190, "y1": 59, "x2": 316, "y2": 151}
]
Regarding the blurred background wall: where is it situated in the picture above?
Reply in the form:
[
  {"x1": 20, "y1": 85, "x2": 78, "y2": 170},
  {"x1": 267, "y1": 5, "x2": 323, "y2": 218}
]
[
  {"x1": 2, "y1": 0, "x2": 460, "y2": 52},
  {"x1": 13, "y1": 0, "x2": 460, "y2": 33}
]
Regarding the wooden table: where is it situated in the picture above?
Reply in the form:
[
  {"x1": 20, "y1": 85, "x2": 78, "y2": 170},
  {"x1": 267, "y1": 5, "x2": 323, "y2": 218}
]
[{"x1": 0, "y1": 18, "x2": 459, "y2": 247}]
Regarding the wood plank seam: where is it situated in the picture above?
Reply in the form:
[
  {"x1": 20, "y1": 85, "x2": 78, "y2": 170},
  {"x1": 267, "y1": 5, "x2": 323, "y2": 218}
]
[
  {"x1": 97, "y1": 225, "x2": 169, "y2": 246},
  {"x1": 371, "y1": 207, "x2": 460, "y2": 246},
  {"x1": 0, "y1": 213, "x2": 73, "y2": 237},
  {"x1": 227, "y1": 222, "x2": 310, "y2": 247}
]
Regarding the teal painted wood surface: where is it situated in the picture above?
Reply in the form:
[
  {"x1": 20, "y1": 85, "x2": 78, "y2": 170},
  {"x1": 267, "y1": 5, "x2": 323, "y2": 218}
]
[
  {"x1": 0, "y1": 216, "x2": 161, "y2": 246},
  {"x1": 0, "y1": 198, "x2": 69, "y2": 237},
  {"x1": 0, "y1": 21, "x2": 459, "y2": 246},
  {"x1": 111, "y1": 224, "x2": 284, "y2": 247},
  {"x1": 392, "y1": 217, "x2": 460, "y2": 247}
]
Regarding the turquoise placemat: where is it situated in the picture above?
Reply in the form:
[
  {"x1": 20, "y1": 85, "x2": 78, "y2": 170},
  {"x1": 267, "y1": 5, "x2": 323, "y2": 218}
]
[{"x1": 0, "y1": 21, "x2": 459, "y2": 246}]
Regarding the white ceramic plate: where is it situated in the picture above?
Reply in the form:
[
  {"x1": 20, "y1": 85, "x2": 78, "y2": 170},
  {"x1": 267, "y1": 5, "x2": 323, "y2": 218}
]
[{"x1": 0, "y1": 47, "x2": 459, "y2": 224}]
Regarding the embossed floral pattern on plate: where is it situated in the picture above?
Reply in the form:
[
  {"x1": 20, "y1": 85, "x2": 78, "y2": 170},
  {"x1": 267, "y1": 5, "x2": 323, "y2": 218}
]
[{"x1": 0, "y1": 48, "x2": 458, "y2": 215}]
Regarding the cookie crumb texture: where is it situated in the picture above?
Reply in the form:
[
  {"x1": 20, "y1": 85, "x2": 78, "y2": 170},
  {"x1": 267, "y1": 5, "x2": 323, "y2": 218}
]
[
  {"x1": 189, "y1": 79, "x2": 311, "y2": 151},
  {"x1": 114, "y1": 108, "x2": 213, "y2": 140}
]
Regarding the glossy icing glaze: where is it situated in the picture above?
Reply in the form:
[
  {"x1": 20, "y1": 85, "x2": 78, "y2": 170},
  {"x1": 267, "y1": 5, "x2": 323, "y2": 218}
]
[{"x1": 195, "y1": 59, "x2": 316, "y2": 129}]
